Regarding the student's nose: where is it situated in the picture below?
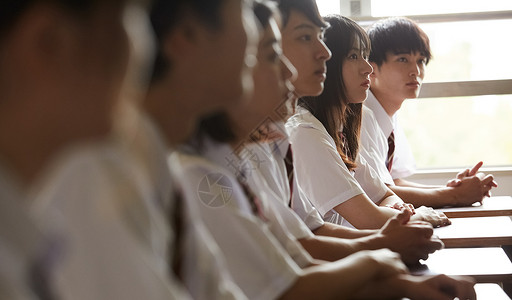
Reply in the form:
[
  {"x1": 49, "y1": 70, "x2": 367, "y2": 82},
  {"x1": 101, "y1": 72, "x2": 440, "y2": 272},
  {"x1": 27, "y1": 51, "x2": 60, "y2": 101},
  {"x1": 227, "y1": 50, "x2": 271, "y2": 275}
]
[
  {"x1": 410, "y1": 62, "x2": 421, "y2": 77},
  {"x1": 317, "y1": 39, "x2": 332, "y2": 62},
  {"x1": 363, "y1": 59, "x2": 373, "y2": 76}
]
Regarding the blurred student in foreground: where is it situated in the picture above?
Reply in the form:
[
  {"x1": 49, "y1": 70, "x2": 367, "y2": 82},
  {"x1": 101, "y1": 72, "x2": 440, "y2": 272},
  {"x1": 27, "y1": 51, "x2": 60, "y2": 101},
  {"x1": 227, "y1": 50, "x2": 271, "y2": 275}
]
[{"x1": 0, "y1": 0, "x2": 193, "y2": 299}]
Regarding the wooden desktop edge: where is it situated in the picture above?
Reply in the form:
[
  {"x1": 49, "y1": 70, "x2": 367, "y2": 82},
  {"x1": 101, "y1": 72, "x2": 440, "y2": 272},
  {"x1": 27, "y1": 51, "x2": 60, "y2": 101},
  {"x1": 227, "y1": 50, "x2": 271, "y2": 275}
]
[
  {"x1": 441, "y1": 237, "x2": 512, "y2": 248},
  {"x1": 440, "y1": 209, "x2": 512, "y2": 218}
]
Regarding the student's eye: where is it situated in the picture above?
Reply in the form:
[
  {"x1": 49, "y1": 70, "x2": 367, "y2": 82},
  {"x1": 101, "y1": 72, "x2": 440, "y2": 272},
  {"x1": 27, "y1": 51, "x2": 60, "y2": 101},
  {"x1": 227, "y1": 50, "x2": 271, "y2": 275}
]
[
  {"x1": 348, "y1": 53, "x2": 358, "y2": 60},
  {"x1": 397, "y1": 57, "x2": 408, "y2": 62},
  {"x1": 299, "y1": 35, "x2": 312, "y2": 41},
  {"x1": 418, "y1": 58, "x2": 427, "y2": 65}
]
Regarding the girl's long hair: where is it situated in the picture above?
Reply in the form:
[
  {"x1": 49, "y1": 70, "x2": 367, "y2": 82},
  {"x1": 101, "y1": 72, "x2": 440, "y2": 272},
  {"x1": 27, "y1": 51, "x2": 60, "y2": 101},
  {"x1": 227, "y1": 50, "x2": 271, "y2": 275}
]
[{"x1": 298, "y1": 15, "x2": 370, "y2": 171}]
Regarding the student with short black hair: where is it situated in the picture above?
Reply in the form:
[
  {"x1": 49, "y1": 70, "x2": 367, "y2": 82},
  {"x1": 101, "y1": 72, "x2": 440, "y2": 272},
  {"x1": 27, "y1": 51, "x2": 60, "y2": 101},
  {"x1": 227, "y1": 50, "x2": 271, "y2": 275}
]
[
  {"x1": 359, "y1": 17, "x2": 497, "y2": 208},
  {"x1": 131, "y1": 0, "x2": 259, "y2": 298}
]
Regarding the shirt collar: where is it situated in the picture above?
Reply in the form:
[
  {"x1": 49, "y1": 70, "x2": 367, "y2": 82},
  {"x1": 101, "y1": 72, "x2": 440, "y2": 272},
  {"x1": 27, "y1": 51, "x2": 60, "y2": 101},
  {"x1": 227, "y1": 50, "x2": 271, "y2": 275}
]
[
  {"x1": 271, "y1": 121, "x2": 291, "y2": 159},
  {"x1": 365, "y1": 91, "x2": 395, "y2": 137},
  {"x1": 287, "y1": 106, "x2": 326, "y2": 132},
  {"x1": 184, "y1": 135, "x2": 245, "y2": 180}
]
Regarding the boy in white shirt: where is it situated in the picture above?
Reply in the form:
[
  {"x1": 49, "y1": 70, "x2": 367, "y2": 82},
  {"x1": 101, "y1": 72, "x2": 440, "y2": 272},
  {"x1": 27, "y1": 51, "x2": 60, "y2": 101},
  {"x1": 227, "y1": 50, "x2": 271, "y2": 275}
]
[
  {"x1": 360, "y1": 17, "x2": 497, "y2": 208},
  {"x1": 135, "y1": 0, "x2": 260, "y2": 298}
]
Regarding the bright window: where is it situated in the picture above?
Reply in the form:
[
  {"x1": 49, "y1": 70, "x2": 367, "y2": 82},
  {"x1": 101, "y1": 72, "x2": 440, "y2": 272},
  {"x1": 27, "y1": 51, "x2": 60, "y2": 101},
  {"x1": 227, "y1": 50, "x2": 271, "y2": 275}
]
[
  {"x1": 315, "y1": 0, "x2": 340, "y2": 16},
  {"x1": 421, "y1": 19, "x2": 512, "y2": 82},
  {"x1": 398, "y1": 95, "x2": 512, "y2": 169},
  {"x1": 371, "y1": 0, "x2": 512, "y2": 16}
]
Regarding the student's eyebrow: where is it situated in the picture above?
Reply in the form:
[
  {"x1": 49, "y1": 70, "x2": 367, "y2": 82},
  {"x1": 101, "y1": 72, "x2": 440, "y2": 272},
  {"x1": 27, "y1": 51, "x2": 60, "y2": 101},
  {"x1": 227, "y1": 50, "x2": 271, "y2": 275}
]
[{"x1": 293, "y1": 23, "x2": 316, "y2": 31}]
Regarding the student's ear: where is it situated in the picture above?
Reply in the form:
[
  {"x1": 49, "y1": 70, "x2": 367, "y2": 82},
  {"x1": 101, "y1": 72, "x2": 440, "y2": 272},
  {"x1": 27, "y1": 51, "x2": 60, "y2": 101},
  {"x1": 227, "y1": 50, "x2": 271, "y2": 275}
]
[{"x1": 13, "y1": 4, "x2": 79, "y2": 74}]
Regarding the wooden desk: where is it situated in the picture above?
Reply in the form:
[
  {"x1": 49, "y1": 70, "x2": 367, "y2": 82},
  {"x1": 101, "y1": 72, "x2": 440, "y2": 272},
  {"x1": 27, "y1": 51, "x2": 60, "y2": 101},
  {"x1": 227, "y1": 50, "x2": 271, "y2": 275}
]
[
  {"x1": 437, "y1": 196, "x2": 512, "y2": 218},
  {"x1": 410, "y1": 247, "x2": 512, "y2": 283},
  {"x1": 402, "y1": 283, "x2": 510, "y2": 300},
  {"x1": 474, "y1": 283, "x2": 511, "y2": 299},
  {"x1": 434, "y1": 216, "x2": 512, "y2": 248}
]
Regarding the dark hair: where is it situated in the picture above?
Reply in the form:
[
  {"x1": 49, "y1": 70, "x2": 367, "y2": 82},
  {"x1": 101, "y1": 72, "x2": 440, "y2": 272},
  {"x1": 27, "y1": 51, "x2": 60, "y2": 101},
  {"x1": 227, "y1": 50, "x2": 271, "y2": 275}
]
[
  {"x1": 254, "y1": 0, "x2": 278, "y2": 29},
  {"x1": 299, "y1": 15, "x2": 370, "y2": 171},
  {"x1": 0, "y1": 0, "x2": 102, "y2": 37},
  {"x1": 277, "y1": 0, "x2": 327, "y2": 29},
  {"x1": 196, "y1": 0, "x2": 276, "y2": 144},
  {"x1": 367, "y1": 17, "x2": 431, "y2": 67},
  {"x1": 150, "y1": 0, "x2": 226, "y2": 82}
]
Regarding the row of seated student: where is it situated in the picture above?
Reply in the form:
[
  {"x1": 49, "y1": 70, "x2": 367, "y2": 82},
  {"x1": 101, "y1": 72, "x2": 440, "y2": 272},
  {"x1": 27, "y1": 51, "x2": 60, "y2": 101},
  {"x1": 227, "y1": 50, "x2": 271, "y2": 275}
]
[{"x1": 0, "y1": 0, "x2": 496, "y2": 299}]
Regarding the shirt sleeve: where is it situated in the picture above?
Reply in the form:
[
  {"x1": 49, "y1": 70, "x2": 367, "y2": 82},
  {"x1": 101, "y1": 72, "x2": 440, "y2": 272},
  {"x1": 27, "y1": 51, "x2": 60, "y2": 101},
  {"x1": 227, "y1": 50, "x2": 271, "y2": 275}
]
[
  {"x1": 35, "y1": 152, "x2": 187, "y2": 300},
  {"x1": 180, "y1": 196, "x2": 248, "y2": 300},
  {"x1": 359, "y1": 106, "x2": 395, "y2": 185},
  {"x1": 353, "y1": 155, "x2": 388, "y2": 204},
  {"x1": 176, "y1": 153, "x2": 300, "y2": 300},
  {"x1": 258, "y1": 185, "x2": 315, "y2": 268},
  {"x1": 288, "y1": 124, "x2": 365, "y2": 217},
  {"x1": 290, "y1": 177, "x2": 325, "y2": 231},
  {"x1": 243, "y1": 164, "x2": 314, "y2": 269}
]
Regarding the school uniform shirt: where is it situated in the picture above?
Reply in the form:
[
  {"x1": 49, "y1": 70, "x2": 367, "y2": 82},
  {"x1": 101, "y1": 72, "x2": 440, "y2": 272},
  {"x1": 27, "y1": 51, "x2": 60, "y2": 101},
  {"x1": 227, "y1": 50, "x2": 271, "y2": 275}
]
[
  {"x1": 286, "y1": 107, "x2": 387, "y2": 227},
  {"x1": 167, "y1": 156, "x2": 246, "y2": 300},
  {"x1": 0, "y1": 164, "x2": 46, "y2": 300},
  {"x1": 229, "y1": 143, "x2": 314, "y2": 267},
  {"x1": 174, "y1": 137, "x2": 303, "y2": 300},
  {"x1": 360, "y1": 92, "x2": 417, "y2": 181},
  {"x1": 31, "y1": 142, "x2": 190, "y2": 300},
  {"x1": 243, "y1": 122, "x2": 325, "y2": 232},
  {"x1": 126, "y1": 115, "x2": 246, "y2": 300}
]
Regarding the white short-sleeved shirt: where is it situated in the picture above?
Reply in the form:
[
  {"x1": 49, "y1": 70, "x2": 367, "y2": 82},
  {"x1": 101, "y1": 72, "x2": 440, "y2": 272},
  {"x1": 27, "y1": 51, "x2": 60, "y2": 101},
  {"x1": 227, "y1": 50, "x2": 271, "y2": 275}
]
[
  {"x1": 133, "y1": 116, "x2": 246, "y2": 300},
  {"x1": 361, "y1": 92, "x2": 417, "y2": 180},
  {"x1": 174, "y1": 137, "x2": 302, "y2": 300},
  {"x1": 242, "y1": 122, "x2": 325, "y2": 231},
  {"x1": 168, "y1": 155, "x2": 246, "y2": 300},
  {"x1": 229, "y1": 143, "x2": 314, "y2": 267},
  {"x1": 0, "y1": 164, "x2": 45, "y2": 300},
  {"x1": 286, "y1": 107, "x2": 387, "y2": 226},
  {"x1": 31, "y1": 143, "x2": 190, "y2": 300}
]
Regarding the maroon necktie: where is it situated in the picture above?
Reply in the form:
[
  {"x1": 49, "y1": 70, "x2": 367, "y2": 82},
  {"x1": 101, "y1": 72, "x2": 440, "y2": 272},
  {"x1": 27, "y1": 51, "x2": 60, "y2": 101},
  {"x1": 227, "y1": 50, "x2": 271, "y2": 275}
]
[
  {"x1": 29, "y1": 238, "x2": 61, "y2": 300},
  {"x1": 237, "y1": 175, "x2": 268, "y2": 222},
  {"x1": 386, "y1": 131, "x2": 395, "y2": 172},
  {"x1": 169, "y1": 188, "x2": 183, "y2": 279},
  {"x1": 284, "y1": 144, "x2": 294, "y2": 207}
]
